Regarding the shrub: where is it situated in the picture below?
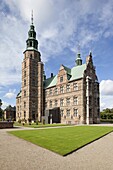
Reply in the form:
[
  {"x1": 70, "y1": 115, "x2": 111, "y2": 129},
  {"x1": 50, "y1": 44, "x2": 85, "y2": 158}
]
[
  {"x1": 36, "y1": 120, "x2": 38, "y2": 125},
  {"x1": 18, "y1": 119, "x2": 21, "y2": 124}
]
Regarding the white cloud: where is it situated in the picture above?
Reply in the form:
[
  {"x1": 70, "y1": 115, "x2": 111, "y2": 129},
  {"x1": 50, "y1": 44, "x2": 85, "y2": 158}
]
[
  {"x1": 1, "y1": 101, "x2": 10, "y2": 110},
  {"x1": 4, "y1": 89, "x2": 16, "y2": 99},
  {"x1": 100, "y1": 80, "x2": 113, "y2": 96},
  {"x1": 100, "y1": 80, "x2": 113, "y2": 110}
]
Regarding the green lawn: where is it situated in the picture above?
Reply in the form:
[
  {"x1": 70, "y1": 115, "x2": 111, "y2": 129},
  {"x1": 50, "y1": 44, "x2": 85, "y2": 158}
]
[{"x1": 9, "y1": 126, "x2": 113, "y2": 156}]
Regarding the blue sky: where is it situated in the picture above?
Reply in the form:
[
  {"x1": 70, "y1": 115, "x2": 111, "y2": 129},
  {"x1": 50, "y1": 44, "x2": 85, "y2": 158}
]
[{"x1": 0, "y1": 0, "x2": 113, "y2": 110}]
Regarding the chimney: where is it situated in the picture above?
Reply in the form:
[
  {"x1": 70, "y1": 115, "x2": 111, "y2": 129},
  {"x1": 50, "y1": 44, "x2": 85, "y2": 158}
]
[{"x1": 51, "y1": 73, "x2": 53, "y2": 77}]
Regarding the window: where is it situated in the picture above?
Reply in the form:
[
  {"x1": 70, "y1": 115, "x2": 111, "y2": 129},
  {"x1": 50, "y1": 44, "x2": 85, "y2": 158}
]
[
  {"x1": 89, "y1": 96, "x2": 92, "y2": 105},
  {"x1": 49, "y1": 100, "x2": 52, "y2": 108},
  {"x1": 89, "y1": 109, "x2": 92, "y2": 117},
  {"x1": 60, "y1": 76, "x2": 63, "y2": 82},
  {"x1": 32, "y1": 69, "x2": 35, "y2": 75},
  {"x1": 73, "y1": 83, "x2": 78, "y2": 91},
  {"x1": 73, "y1": 109, "x2": 78, "y2": 117},
  {"x1": 66, "y1": 84, "x2": 70, "y2": 92},
  {"x1": 73, "y1": 97, "x2": 78, "y2": 105},
  {"x1": 89, "y1": 81, "x2": 92, "y2": 92},
  {"x1": 32, "y1": 111, "x2": 35, "y2": 120},
  {"x1": 17, "y1": 106, "x2": 19, "y2": 111},
  {"x1": 30, "y1": 54, "x2": 32, "y2": 59},
  {"x1": 24, "y1": 71, "x2": 26, "y2": 77},
  {"x1": 24, "y1": 111, "x2": 26, "y2": 118},
  {"x1": 24, "y1": 79, "x2": 26, "y2": 86},
  {"x1": 66, "y1": 109, "x2": 70, "y2": 117},
  {"x1": 45, "y1": 102, "x2": 47, "y2": 108},
  {"x1": 49, "y1": 89, "x2": 52, "y2": 95},
  {"x1": 32, "y1": 101, "x2": 35, "y2": 108},
  {"x1": 66, "y1": 98, "x2": 70, "y2": 105},
  {"x1": 97, "y1": 109, "x2": 100, "y2": 117},
  {"x1": 24, "y1": 90, "x2": 26, "y2": 97},
  {"x1": 32, "y1": 79, "x2": 35, "y2": 86},
  {"x1": 24, "y1": 62, "x2": 26, "y2": 68},
  {"x1": 30, "y1": 41, "x2": 32, "y2": 47},
  {"x1": 32, "y1": 90, "x2": 36, "y2": 96},
  {"x1": 54, "y1": 100, "x2": 58, "y2": 107},
  {"x1": 24, "y1": 102, "x2": 26, "y2": 108},
  {"x1": 60, "y1": 86, "x2": 64, "y2": 93},
  {"x1": 17, "y1": 113, "x2": 19, "y2": 117},
  {"x1": 60, "y1": 99, "x2": 64, "y2": 106},
  {"x1": 54, "y1": 88, "x2": 58, "y2": 95},
  {"x1": 45, "y1": 91, "x2": 47, "y2": 97},
  {"x1": 60, "y1": 110, "x2": 64, "y2": 117}
]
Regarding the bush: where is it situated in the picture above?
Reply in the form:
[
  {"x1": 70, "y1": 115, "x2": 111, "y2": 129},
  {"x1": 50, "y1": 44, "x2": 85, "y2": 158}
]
[
  {"x1": 36, "y1": 120, "x2": 38, "y2": 125},
  {"x1": 18, "y1": 119, "x2": 21, "y2": 124},
  {"x1": 101, "y1": 112, "x2": 113, "y2": 120},
  {"x1": 42, "y1": 119, "x2": 45, "y2": 125}
]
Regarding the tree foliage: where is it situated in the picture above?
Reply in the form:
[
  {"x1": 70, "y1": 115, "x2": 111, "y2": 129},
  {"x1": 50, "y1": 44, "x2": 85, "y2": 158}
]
[
  {"x1": 0, "y1": 99, "x2": 3, "y2": 119},
  {"x1": 101, "y1": 108, "x2": 113, "y2": 119}
]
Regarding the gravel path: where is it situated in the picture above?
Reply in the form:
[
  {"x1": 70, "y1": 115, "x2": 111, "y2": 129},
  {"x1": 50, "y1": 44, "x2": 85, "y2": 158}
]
[{"x1": 0, "y1": 125, "x2": 113, "y2": 170}]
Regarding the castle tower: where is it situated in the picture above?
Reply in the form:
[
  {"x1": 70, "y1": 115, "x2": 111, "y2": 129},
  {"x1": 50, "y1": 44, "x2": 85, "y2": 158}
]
[{"x1": 21, "y1": 12, "x2": 43, "y2": 122}]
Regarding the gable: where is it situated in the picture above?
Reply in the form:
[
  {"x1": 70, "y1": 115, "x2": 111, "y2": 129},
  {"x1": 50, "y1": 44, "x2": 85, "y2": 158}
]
[{"x1": 44, "y1": 64, "x2": 86, "y2": 89}]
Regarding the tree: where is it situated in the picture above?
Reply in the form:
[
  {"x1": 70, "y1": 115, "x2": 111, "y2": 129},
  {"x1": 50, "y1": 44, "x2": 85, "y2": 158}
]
[
  {"x1": 0, "y1": 99, "x2": 3, "y2": 119},
  {"x1": 0, "y1": 99, "x2": 2, "y2": 108}
]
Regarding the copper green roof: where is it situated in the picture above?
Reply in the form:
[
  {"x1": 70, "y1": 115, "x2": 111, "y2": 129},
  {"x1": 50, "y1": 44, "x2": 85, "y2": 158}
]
[
  {"x1": 70, "y1": 64, "x2": 86, "y2": 81},
  {"x1": 44, "y1": 64, "x2": 86, "y2": 89},
  {"x1": 63, "y1": 65, "x2": 71, "y2": 75},
  {"x1": 44, "y1": 75, "x2": 57, "y2": 89},
  {"x1": 16, "y1": 90, "x2": 22, "y2": 98}
]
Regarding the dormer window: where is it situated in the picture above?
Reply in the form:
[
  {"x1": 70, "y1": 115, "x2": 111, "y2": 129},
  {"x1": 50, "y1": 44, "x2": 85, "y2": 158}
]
[{"x1": 60, "y1": 76, "x2": 63, "y2": 82}]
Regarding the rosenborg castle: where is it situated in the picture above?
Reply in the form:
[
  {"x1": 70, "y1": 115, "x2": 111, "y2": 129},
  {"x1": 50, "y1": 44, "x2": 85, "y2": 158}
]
[{"x1": 16, "y1": 15, "x2": 100, "y2": 125}]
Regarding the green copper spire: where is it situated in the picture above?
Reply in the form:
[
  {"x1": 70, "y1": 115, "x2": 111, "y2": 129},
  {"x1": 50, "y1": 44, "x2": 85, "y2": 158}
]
[
  {"x1": 75, "y1": 44, "x2": 82, "y2": 66},
  {"x1": 26, "y1": 11, "x2": 38, "y2": 51},
  {"x1": 76, "y1": 53, "x2": 82, "y2": 66}
]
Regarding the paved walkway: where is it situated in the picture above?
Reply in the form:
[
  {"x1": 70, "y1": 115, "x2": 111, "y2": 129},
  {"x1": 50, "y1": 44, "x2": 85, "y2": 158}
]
[{"x1": 0, "y1": 124, "x2": 113, "y2": 170}]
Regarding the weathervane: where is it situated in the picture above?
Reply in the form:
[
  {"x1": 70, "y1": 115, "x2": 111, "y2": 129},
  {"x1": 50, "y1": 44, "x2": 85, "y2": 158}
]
[{"x1": 31, "y1": 10, "x2": 33, "y2": 25}]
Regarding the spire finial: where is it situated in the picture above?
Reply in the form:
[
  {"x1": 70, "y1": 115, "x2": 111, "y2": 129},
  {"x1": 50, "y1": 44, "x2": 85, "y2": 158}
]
[
  {"x1": 89, "y1": 50, "x2": 92, "y2": 57},
  {"x1": 31, "y1": 10, "x2": 33, "y2": 25}
]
